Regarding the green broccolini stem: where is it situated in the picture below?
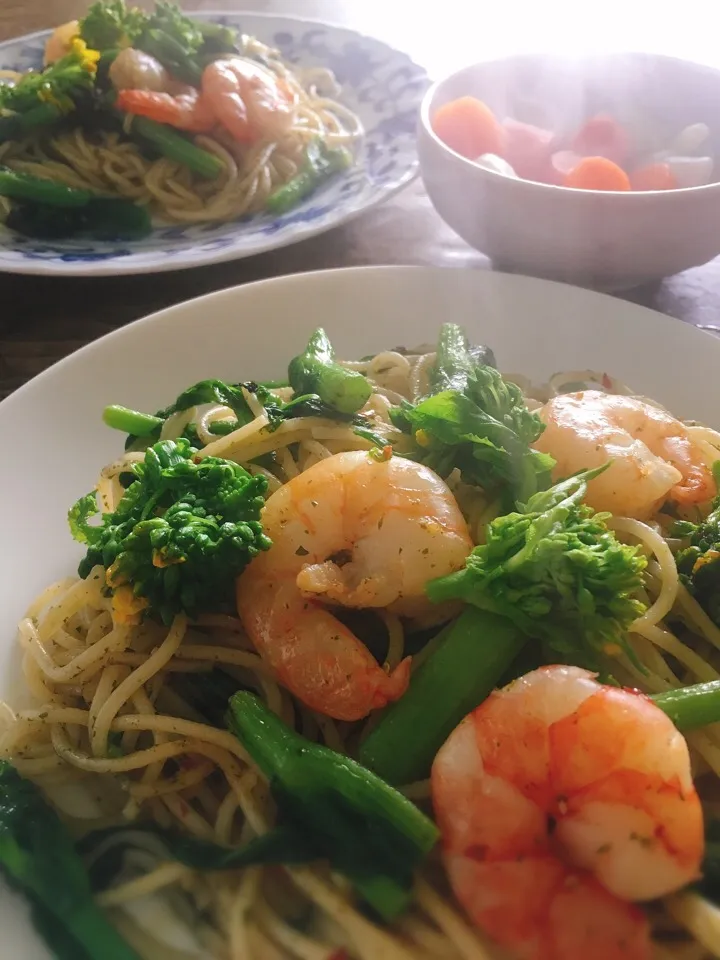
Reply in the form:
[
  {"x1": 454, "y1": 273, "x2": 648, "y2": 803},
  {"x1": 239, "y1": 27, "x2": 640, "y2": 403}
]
[
  {"x1": 67, "y1": 901, "x2": 141, "y2": 960},
  {"x1": 651, "y1": 681, "x2": 720, "y2": 731},
  {"x1": 359, "y1": 609, "x2": 526, "y2": 785},
  {"x1": 102, "y1": 405, "x2": 163, "y2": 436},
  {"x1": 138, "y1": 29, "x2": 203, "y2": 86},
  {"x1": 266, "y1": 141, "x2": 352, "y2": 214},
  {"x1": 288, "y1": 328, "x2": 372, "y2": 415},
  {"x1": 227, "y1": 691, "x2": 436, "y2": 851},
  {"x1": 127, "y1": 116, "x2": 223, "y2": 179},
  {"x1": 0, "y1": 103, "x2": 63, "y2": 143},
  {"x1": 227, "y1": 691, "x2": 438, "y2": 920},
  {"x1": 0, "y1": 167, "x2": 97, "y2": 206}
]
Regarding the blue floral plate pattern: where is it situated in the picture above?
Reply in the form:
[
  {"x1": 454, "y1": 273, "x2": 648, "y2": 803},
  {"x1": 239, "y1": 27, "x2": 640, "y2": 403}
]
[{"x1": 0, "y1": 12, "x2": 428, "y2": 275}]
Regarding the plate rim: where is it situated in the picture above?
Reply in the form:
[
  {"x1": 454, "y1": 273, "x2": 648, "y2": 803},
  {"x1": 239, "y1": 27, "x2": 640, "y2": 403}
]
[
  {"x1": 0, "y1": 12, "x2": 427, "y2": 277},
  {"x1": 2, "y1": 264, "x2": 715, "y2": 411}
]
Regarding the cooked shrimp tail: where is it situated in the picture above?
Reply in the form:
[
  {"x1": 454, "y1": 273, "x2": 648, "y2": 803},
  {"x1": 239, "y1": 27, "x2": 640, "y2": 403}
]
[{"x1": 116, "y1": 88, "x2": 217, "y2": 133}]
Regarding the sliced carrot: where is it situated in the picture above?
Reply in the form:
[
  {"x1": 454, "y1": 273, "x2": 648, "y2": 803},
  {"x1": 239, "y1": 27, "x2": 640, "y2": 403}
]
[
  {"x1": 572, "y1": 114, "x2": 629, "y2": 165},
  {"x1": 629, "y1": 162, "x2": 678, "y2": 191},
  {"x1": 564, "y1": 156, "x2": 631, "y2": 191},
  {"x1": 431, "y1": 96, "x2": 504, "y2": 160}
]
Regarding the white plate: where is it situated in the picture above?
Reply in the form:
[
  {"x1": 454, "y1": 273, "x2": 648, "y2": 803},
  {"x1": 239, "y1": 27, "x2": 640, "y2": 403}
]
[
  {"x1": 0, "y1": 265, "x2": 717, "y2": 957},
  {"x1": 0, "y1": 13, "x2": 427, "y2": 276}
]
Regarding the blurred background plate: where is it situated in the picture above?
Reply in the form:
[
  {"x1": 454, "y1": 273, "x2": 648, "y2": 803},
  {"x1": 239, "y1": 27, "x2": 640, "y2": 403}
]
[{"x1": 0, "y1": 12, "x2": 428, "y2": 275}]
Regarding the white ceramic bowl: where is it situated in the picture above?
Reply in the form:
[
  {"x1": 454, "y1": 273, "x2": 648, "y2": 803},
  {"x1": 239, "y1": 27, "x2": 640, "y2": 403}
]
[{"x1": 418, "y1": 53, "x2": 720, "y2": 290}]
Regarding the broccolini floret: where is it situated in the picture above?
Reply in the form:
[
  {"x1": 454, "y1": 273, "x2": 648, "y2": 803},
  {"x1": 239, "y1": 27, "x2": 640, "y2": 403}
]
[
  {"x1": 428, "y1": 465, "x2": 648, "y2": 665},
  {"x1": 79, "y1": 0, "x2": 146, "y2": 51},
  {"x1": 0, "y1": 40, "x2": 99, "y2": 115},
  {"x1": 69, "y1": 438, "x2": 271, "y2": 624}
]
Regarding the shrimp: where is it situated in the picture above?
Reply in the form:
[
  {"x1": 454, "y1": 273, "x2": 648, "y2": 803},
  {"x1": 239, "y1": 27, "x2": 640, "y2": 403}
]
[
  {"x1": 431, "y1": 665, "x2": 704, "y2": 960},
  {"x1": 115, "y1": 89, "x2": 217, "y2": 134},
  {"x1": 44, "y1": 20, "x2": 79, "y2": 65},
  {"x1": 201, "y1": 57, "x2": 294, "y2": 144},
  {"x1": 236, "y1": 450, "x2": 473, "y2": 721},
  {"x1": 534, "y1": 390, "x2": 715, "y2": 519},
  {"x1": 108, "y1": 48, "x2": 173, "y2": 94}
]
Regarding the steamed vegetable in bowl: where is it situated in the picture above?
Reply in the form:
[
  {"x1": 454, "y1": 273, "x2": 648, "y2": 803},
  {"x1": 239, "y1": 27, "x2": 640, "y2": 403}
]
[
  {"x1": 431, "y1": 94, "x2": 715, "y2": 191},
  {"x1": 0, "y1": 1, "x2": 360, "y2": 240},
  {"x1": 5, "y1": 324, "x2": 720, "y2": 958}
]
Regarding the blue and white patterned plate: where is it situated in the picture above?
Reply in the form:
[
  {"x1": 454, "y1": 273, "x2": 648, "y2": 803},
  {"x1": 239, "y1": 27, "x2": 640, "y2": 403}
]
[{"x1": 0, "y1": 13, "x2": 428, "y2": 275}]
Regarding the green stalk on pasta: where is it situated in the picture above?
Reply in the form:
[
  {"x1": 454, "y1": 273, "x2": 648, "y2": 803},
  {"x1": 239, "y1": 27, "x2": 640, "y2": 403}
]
[
  {"x1": 266, "y1": 139, "x2": 353, "y2": 214},
  {"x1": 124, "y1": 115, "x2": 224, "y2": 179},
  {"x1": 226, "y1": 690, "x2": 439, "y2": 921},
  {"x1": 0, "y1": 760, "x2": 141, "y2": 960},
  {"x1": 288, "y1": 327, "x2": 373, "y2": 415}
]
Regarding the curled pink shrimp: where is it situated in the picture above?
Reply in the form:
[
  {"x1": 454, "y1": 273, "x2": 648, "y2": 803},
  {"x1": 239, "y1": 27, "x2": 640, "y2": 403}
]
[
  {"x1": 535, "y1": 390, "x2": 716, "y2": 519},
  {"x1": 201, "y1": 57, "x2": 294, "y2": 144},
  {"x1": 431, "y1": 665, "x2": 704, "y2": 960},
  {"x1": 236, "y1": 451, "x2": 472, "y2": 721}
]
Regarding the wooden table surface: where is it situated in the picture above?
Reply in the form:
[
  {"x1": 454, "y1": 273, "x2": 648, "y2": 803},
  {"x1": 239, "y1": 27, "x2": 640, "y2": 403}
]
[{"x1": 2, "y1": 0, "x2": 720, "y2": 398}]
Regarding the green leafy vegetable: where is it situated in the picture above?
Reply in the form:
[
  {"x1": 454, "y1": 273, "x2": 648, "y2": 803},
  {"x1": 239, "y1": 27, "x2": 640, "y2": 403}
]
[
  {"x1": 361, "y1": 466, "x2": 648, "y2": 784},
  {"x1": 125, "y1": 115, "x2": 224, "y2": 178},
  {"x1": 675, "y1": 465, "x2": 720, "y2": 626},
  {"x1": 80, "y1": 0, "x2": 146, "y2": 51},
  {"x1": 6, "y1": 196, "x2": 152, "y2": 241},
  {"x1": 82, "y1": 1, "x2": 219, "y2": 84},
  {"x1": 135, "y1": 28, "x2": 202, "y2": 86},
  {"x1": 394, "y1": 389, "x2": 554, "y2": 506},
  {"x1": 133, "y1": 2, "x2": 204, "y2": 85},
  {"x1": 172, "y1": 667, "x2": 243, "y2": 727},
  {"x1": 105, "y1": 379, "x2": 384, "y2": 452},
  {"x1": 651, "y1": 679, "x2": 720, "y2": 731},
  {"x1": 392, "y1": 323, "x2": 553, "y2": 505},
  {"x1": 266, "y1": 139, "x2": 353, "y2": 214},
  {"x1": 360, "y1": 608, "x2": 526, "y2": 786},
  {"x1": 69, "y1": 438, "x2": 271, "y2": 624},
  {"x1": 0, "y1": 167, "x2": 97, "y2": 206},
  {"x1": 0, "y1": 760, "x2": 140, "y2": 960},
  {"x1": 427, "y1": 465, "x2": 647, "y2": 663},
  {"x1": 195, "y1": 20, "x2": 239, "y2": 56},
  {"x1": 227, "y1": 691, "x2": 438, "y2": 921},
  {"x1": 0, "y1": 103, "x2": 64, "y2": 144},
  {"x1": 106, "y1": 379, "x2": 256, "y2": 448},
  {"x1": 430, "y1": 322, "x2": 497, "y2": 395},
  {"x1": 0, "y1": 42, "x2": 99, "y2": 117},
  {"x1": 102, "y1": 405, "x2": 163, "y2": 437},
  {"x1": 143, "y1": 1, "x2": 203, "y2": 54},
  {"x1": 288, "y1": 328, "x2": 372, "y2": 415}
]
